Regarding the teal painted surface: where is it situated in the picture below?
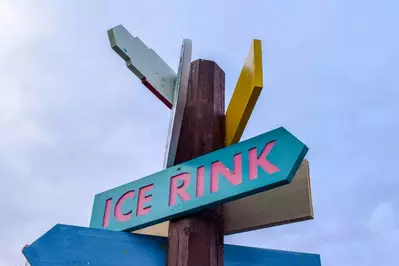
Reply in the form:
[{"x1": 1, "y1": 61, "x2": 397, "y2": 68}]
[
  {"x1": 23, "y1": 224, "x2": 321, "y2": 266},
  {"x1": 90, "y1": 127, "x2": 308, "y2": 232}
]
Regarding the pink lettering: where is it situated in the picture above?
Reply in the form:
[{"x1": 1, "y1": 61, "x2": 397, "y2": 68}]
[
  {"x1": 137, "y1": 184, "x2": 154, "y2": 216},
  {"x1": 211, "y1": 153, "x2": 242, "y2": 193},
  {"x1": 114, "y1": 190, "x2": 134, "y2": 222},
  {"x1": 196, "y1": 166, "x2": 205, "y2": 197},
  {"x1": 249, "y1": 141, "x2": 280, "y2": 180},
  {"x1": 169, "y1": 173, "x2": 191, "y2": 206},
  {"x1": 102, "y1": 198, "x2": 112, "y2": 228}
]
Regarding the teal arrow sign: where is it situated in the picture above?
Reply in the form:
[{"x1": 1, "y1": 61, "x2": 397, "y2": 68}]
[
  {"x1": 23, "y1": 224, "x2": 321, "y2": 266},
  {"x1": 90, "y1": 127, "x2": 308, "y2": 232}
]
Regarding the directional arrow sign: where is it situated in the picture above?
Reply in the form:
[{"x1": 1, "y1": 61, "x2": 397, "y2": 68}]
[
  {"x1": 23, "y1": 224, "x2": 321, "y2": 266},
  {"x1": 90, "y1": 127, "x2": 308, "y2": 232},
  {"x1": 225, "y1": 39, "x2": 263, "y2": 146},
  {"x1": 108, "y1": 25, "x2": 193, "y2": 168},
  {"x1": 108, "y1": 25, "x2": 176, "y2": 108},
  {"x1": 23, "y1": 224, "x2": 166, "y2": 266},
  {"x1": 133, "y1": 159, "x2": 313, "y2": 237}
]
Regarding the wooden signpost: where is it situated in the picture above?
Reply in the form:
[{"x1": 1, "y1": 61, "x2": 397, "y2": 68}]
[
  {"x1": 22, "y1": 24, "x2": 321, "y2": 266},
  {"x1": 23, "y1": 224, "x2": 321, "y2": 266},
  {"x1": 90, "y1": 126, "x2": 308, "y2": 232},
  {"x1": 132, "y1": 38, "x2": 314, "y2": 238},
  {"x1": 166, "y1": 59, "x2": 226, "y2": 266}
]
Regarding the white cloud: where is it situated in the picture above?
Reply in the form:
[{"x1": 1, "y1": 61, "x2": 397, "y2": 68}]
[{"x1": 368, "y1": 202, "x2": 397, "y2": 234}]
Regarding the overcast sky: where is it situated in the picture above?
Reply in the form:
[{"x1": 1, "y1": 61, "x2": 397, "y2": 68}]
[{"x1": 1, "y1": 0, "x2": 398, "y2": 265}]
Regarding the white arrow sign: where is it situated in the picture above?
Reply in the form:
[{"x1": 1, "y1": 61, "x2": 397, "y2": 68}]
[
  {"x1": 108, "y1": 24, "x2": 193, "y2": 168},
  {"x1": 108, "y1": 25, "x2": 176, "y2": 108}
]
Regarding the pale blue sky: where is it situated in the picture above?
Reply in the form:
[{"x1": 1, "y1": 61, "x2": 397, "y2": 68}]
[{"x1": 1, "y1": 0, "x2": 398, "y2": 265}]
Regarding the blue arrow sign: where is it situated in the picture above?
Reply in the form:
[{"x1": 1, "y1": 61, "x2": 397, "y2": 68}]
[
  {"x1": 90, "y1": 127, "x2": 308, "y2": 232},
  {"x1": 23, "y1": 224, "x2": 321, "y2": 266}
]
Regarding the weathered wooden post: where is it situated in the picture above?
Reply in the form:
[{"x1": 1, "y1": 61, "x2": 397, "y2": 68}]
[{"x1": 167, "y1": 60, "x2": 225, "y2": 266}]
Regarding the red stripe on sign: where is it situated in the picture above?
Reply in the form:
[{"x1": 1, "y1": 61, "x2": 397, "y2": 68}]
[{"x1": 141, "y1": 78, "x2": 173, "y2": 109}]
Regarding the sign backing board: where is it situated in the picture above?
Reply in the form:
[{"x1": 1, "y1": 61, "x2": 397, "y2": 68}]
[
  {"x1": 90, "y1": 127, "x2": 308, "y2": 232},
  {"x1": 163, "y1": 39, "x2": 192, "y2": 168},
  {"x1": 23, "y1": 224, "x2": 321, "y2": 266},
  {"x1": 108, "y1": 25, "x2": 176, "y2": 108},
  {"x1": 133, "y1": 159, "x2": 313, "y2": 236}
]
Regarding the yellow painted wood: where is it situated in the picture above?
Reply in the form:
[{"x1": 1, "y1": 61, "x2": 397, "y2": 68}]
[
  {"x1": 225, "y1": 39, "x2": 263, "y2": 146},
  {"x1": 133, "y1": 159, "x2": 313, "y2": 237}
]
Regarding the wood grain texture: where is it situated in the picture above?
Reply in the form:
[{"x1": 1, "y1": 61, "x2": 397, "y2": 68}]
[
  {"x1": 167, "y1": 60, "x2": 225, "y2": 266},
  {"x1": 133, "y1": 159, "x2": 313, "y2": 236}
]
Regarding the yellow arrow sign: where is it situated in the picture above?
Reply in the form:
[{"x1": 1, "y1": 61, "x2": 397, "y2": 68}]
[{"x1": 225, "y1": 39, "x2": 263, "y2": 146}]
